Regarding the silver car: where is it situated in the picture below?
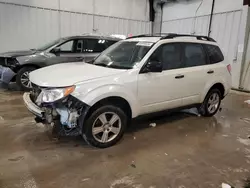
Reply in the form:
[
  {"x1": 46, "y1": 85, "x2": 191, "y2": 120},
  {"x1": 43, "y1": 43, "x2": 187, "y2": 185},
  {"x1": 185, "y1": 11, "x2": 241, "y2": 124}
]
[{"x1": 0, "y1": 34, "x2": 120, "y2": 90}]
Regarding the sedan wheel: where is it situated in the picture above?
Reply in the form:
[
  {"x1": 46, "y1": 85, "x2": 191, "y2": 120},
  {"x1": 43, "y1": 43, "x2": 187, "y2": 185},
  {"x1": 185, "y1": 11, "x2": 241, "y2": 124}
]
[
  {"x1": 16, "y1": 66, "x2": 36, "y2": 91},
  {"x1": 20, "y1": 71, "x2": 32, "y2": 89}
]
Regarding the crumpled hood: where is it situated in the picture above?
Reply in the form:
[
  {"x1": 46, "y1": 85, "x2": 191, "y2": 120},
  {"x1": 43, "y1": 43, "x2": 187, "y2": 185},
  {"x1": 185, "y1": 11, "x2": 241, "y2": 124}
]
[
  {"x1": 30, "y1": 62, "x2": 127, "y2": 87},
  {"x1": 0, "y1": 50, "x2": 37, "y2": 58}
]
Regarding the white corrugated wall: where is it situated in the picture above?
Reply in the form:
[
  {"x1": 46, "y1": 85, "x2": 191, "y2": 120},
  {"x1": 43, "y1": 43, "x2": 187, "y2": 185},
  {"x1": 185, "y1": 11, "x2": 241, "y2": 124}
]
[
  {"x1": 162, "y1": 10, "x2": 243, "y2": 88},
  {"x1": 160, "y1": 0, "x2": 249, "y2": 89},
  {"x1": 0, "y1": 0, "x2": 152, "y2": 53}
]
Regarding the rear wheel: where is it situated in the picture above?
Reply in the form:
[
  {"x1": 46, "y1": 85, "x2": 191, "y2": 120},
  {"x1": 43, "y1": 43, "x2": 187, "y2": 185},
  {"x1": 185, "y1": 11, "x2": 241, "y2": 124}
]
[
  {"x1": 16, "y1": 66, "x2": 36, "y2": 91},
  {"x1": 82, "y1": 105, "x2": 127, "y2": 148},
  {"x1": 199, "y1": 89, "x2": 222, "y2": 117}
]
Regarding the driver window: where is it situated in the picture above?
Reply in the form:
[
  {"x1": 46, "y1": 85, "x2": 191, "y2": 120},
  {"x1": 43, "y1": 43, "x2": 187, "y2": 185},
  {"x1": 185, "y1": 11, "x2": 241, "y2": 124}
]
[
  {"x1": 149, "y1": 43, "x2": 183, "y2": 71},
  {"x1": 149, "y1": 46, "x2": 162, "y2": 62},
  {"x1": 58, "y1": 40, "x2": 74, "y2": 53}
]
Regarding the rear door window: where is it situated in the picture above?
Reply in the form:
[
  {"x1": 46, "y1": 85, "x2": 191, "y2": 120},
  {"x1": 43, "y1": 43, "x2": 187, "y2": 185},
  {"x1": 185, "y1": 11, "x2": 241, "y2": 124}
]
[
  {"x1": 183, "y1": 43, "x2": 207, "y2": 67},
  {"x1": 203, "y1": 44, "x2": 224, "y2": 64},
  {"x1": 84, "y1": 39, "x2": 110, "y2": 53}
]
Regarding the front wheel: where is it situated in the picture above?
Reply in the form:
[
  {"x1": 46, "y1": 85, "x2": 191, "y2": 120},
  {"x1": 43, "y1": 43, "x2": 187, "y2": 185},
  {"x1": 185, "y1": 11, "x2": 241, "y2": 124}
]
[
  {"x1": 82, "y1": 105, "x2": 127, "y2": 148},
  {"x1": 199, "y1": 89, "x2": 222, "y2": 117},
  {"x1": 16, "y1": 66, "x2": 36, "y2": 91}
]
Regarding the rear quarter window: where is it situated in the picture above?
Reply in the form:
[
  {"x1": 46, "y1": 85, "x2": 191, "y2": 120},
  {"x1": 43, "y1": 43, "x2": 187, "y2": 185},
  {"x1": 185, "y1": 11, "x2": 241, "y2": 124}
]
[{"x1": 204, "y1": 44, "x2": 224, "y2": 64}]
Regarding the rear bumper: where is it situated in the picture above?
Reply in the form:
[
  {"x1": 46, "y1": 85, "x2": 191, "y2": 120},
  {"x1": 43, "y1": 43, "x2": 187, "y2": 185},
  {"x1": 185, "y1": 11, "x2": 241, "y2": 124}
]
[
  {"x1": 0, "y1": 66, "x2": 16, "y2": 84},
  {"x1": 224, "y1": 80, "x2": 232, "y2": 98},
  {"x1": 23, "y1": 92, "x2": 44, "y2": 118}
]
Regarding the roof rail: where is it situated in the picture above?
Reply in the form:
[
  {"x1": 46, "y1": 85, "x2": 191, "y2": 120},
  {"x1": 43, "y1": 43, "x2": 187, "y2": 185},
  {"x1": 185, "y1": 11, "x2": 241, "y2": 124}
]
[
  {"x1": 127, "y1": 34, "x2": 158, "y2": 39},
  {"x1": 127, "y1": 33, "x2": 178, "y2": 39},
  {"x1": 127, "y1": 33, "x2": 216, "y2": 42}
]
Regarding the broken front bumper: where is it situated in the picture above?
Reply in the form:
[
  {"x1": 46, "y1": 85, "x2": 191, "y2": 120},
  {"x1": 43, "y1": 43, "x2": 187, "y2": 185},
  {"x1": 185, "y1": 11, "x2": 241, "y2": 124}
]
[
  {"x1": 23, "y1": 92, "x2": 90, "y2": 129},
  {"x1": 0, "y1": 66, "x2": 16, "y2": 84},
  {"x1": 23, "y1": 92, "x2": 44, "y2": 118}
]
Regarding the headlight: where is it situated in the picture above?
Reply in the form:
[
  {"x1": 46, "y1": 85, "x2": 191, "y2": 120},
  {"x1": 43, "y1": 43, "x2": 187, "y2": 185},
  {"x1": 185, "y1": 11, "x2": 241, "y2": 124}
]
[
  {"x1": 39, "y1": 86, "x2": 75, "y2": 103},
  {"x1": 5, "y1": 58, "x2": 19, "y2": 68}
]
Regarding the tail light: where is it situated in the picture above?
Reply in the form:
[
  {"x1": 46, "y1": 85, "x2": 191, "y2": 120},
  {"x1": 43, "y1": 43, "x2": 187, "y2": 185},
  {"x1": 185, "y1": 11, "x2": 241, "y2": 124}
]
[{"x1": 227, "y1": 64, "x2": 231, "y2": 75}]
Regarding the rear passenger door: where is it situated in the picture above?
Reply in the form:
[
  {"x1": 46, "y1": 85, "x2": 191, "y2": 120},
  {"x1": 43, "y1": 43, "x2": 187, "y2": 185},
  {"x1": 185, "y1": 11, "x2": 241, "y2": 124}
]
[
  {"x1": 180, "y1": 43, "x2": 210, "y2": 106},
  {"x1": 202, "y1": 44, "x2": 225, "y2": 94}
]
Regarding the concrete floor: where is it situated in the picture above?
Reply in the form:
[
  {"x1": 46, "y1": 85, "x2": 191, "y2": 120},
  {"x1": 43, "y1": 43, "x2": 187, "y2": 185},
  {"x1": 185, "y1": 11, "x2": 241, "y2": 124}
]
[{"x1": 1, "y1": 90, "x2": 250, "y2": 188}]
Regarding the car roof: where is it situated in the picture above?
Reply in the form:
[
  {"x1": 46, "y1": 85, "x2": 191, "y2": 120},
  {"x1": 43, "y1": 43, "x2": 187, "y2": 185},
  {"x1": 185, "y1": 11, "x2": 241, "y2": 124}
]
[
  {"x1": 125, "y1": 37, "x2": 161, "y2": 43},
  {"x1": 62, "y1": 34, "x2": 122, "y2": 41}
]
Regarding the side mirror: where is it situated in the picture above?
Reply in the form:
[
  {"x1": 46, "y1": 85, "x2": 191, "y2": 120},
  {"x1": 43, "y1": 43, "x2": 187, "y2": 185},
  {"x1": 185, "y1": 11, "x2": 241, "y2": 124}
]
[
  {"x1": 51, "y1": 47, "x2": 60, "y2": 55},
  {"x1": 143, "y1": 61, "x2": 163, "y2": 73}
]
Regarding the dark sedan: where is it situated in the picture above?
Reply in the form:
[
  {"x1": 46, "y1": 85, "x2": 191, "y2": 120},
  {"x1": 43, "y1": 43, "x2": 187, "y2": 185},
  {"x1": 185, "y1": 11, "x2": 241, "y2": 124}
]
[{"x1": 0, "y1": 34, "x2": 121, "y2": 90}]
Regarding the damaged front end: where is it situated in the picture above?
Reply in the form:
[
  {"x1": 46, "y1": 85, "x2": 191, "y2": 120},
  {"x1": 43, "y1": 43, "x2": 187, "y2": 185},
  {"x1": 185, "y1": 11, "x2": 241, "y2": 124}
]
[{"x1": 28, "y1": 84, "x2": 89, "y2": 136}]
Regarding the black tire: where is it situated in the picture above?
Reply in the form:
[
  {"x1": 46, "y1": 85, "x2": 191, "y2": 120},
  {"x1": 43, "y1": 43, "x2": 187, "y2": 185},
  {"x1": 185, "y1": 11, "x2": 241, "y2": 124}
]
[
  {"x1": 199, "y1": 88, "x2": 222, "y2": 117},
  {"x1": 82, "y1": 105, "x2": 127, "y2": 148},
  {"x1": 16, "y1": 66, "x2": 36, "y2": 91}
]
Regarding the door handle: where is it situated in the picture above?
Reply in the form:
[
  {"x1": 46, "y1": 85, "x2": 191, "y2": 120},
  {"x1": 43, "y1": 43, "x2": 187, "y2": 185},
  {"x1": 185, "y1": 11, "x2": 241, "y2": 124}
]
[
  {"x1": 207, "y1": 70, "x2": 214, "y2": 74},
  {"x1": 175, "y1": 75, "x2": 184, "y2": 79}
]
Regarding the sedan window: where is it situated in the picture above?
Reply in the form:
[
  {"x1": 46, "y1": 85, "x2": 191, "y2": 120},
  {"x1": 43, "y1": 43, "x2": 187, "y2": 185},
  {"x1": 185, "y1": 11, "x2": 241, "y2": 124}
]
[
  {"x1": 84, "y1": 39, "x2": 108, "y2": 53},
  {"x1": 59, "y1": 40, "x2": 74, "y2": 53}
]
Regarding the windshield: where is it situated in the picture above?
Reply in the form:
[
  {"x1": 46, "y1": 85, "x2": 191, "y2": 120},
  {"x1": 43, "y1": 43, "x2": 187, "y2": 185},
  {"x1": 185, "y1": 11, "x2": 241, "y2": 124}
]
[
  {"x1": 36, "y1": 39, "x2": 62, "y2": 51},
  {"x1": 93, "y1": 41, "x2": 153, "y2": 69}
]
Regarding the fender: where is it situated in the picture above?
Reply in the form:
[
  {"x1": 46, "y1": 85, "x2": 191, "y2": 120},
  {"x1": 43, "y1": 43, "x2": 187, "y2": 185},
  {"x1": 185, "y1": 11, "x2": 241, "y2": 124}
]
[
  {"x1": 72, "y1": 84, "x2": 140, "y2": 118},
  {"x1": 200, "y1": 75, "x2": 228, "y2": 103}
]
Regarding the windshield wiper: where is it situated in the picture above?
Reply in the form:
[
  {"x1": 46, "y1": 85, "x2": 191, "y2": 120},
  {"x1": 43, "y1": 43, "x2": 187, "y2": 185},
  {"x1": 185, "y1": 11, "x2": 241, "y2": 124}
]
[
  {"x1": 86, "y1": 59, "x2": 94, "y2": 64},
  {"x1": 94, "y1": 62, "x2": 132, "y2": 69},
  {"x1": 95, "y1": 63, "x2": 108, "y2": 67},
  {"x1": 101, "y1": 64, "x2": 132, "y2": 69},
  {"x1": 109, "y1": 64, "x2": 132, "y2": 69}
]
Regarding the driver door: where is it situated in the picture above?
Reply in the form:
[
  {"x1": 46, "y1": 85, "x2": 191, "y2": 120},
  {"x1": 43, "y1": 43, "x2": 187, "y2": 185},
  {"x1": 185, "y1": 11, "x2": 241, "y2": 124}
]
[
  {"x1": 48, "y1": 39, "x2": 84, "y2": 65},
  {"x1": 137, "y1": 43, "x2": 185, "y2": 115}
]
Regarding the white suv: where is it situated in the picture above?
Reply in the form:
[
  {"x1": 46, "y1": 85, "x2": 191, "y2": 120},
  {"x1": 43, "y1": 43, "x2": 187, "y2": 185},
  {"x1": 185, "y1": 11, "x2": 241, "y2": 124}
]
[{"x1": 23, "y1": 34, "x2": 232, "y2": 148}]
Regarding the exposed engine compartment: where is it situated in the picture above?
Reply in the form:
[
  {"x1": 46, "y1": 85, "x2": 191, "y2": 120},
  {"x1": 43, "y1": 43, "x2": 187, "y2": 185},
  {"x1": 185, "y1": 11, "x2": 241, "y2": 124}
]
[
  {"x1": 56, "y1": 108, "x2": 79, "y2": 128},
  {"x1": 30, "y1": 85, "x2": 89, "y2": 136}
]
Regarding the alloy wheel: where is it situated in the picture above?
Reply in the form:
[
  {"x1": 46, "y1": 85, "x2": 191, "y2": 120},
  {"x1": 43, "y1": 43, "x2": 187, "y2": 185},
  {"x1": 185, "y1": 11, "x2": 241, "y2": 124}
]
[
  {"x1": 20, "y1": 71, "x2": 32, "y2": 88},
  {"x1": 92, "y1": 112, "x2": 121, "y2": 143},
  {"x1": 207, "y1": 93, "x2": 220, "y2": 114}
]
